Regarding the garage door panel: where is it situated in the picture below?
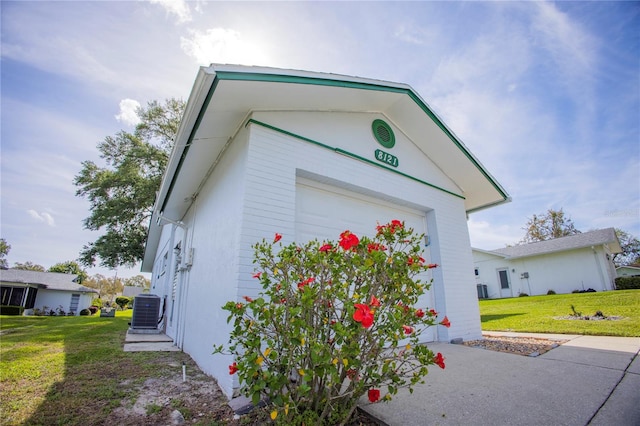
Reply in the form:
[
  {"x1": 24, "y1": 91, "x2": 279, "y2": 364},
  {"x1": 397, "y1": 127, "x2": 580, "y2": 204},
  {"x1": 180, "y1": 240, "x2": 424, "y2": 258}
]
[{"x1": 295, "y1": 181, "x2": 435, "y2": 342}]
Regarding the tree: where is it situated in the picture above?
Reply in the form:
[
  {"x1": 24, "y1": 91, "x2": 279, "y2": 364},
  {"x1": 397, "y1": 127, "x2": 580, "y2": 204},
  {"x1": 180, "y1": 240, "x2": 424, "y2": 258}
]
[
  {"x1": 613, "y1": 229, "x2": 640, "y2": 267},
  {"x1": 74, "y1": 98, "x2": 185, "y2": 269},
  {"x1": 12, "y1": 261, "x2": 45, "y2": 271},
  {"x1": 48, "y1": 261, "x2": 89, "y2": 283},
  {"x1": 83, "y1": 274, "x2": 124, "y2": 302},
  {"x1": 0, "y1": 238, "x2": 10, "y2": 269},
  {"x1": 520, "y1": 208, "x2": 581, "y2": 244},
  {"x1": 123, "y1": 275, "x2": 151, "y2": 290}
]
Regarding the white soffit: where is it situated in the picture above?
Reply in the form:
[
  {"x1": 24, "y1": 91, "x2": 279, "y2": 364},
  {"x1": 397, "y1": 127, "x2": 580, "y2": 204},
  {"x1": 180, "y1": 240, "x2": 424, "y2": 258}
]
[{"x1": 158, "y1": 64, "x2": 509, "y2": 225}]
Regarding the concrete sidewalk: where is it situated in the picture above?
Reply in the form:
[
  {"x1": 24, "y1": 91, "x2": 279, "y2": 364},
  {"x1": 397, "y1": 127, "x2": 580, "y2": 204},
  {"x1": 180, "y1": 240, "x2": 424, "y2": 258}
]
[{"x1": 360, "y1": 333, "x2": 640, "y2": 426}]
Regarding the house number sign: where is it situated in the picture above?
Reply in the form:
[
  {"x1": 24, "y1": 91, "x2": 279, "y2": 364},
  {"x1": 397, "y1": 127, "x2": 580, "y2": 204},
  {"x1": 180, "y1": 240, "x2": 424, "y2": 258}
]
[{"x1": 374, "y1": 149, "x2": 399, "y2": 168}]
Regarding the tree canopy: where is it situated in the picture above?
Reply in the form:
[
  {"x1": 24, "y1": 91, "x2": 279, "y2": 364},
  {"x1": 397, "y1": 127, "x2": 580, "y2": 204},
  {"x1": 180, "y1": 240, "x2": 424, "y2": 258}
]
[
  {"x1": 74, "y1": 99, "x2": 185, "y2": 269},
  {"x1": 48, "y1": 261, "x2": 89, "y2": 283},
  {"x1": 519, "y1": 208, "x2": 581, "y2": 244},
  {"x1": 0, "y1": 238, "x2": 10, "y2": 269},
  {"x1": 82, "y1": 274, "x2": 124, "y2": 302},
  {"x1": 12, "y1": 261, "x2": 45, "y2": 271},
  {"x1": 123, "y1": 275, "x2": 151, "y2": 289},
  {"x1": 613, "y1": 229, "x2": 640, "y2": 267}
]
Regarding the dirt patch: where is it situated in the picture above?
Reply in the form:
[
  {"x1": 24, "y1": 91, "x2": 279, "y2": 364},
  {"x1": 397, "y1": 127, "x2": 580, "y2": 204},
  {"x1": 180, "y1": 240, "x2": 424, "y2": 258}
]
[
  {"x1": 108, "y1": 355, "x2": 236, "y2": 425},
  {"x1": 554, "y1": 315, "x2": 622, "y2": 321},
  {"x1": 463, "y1": 336, "x2": 568, "y2": 357},
  {"x1": 107, "y1": 353, "x2": 379, "y2": 425}
]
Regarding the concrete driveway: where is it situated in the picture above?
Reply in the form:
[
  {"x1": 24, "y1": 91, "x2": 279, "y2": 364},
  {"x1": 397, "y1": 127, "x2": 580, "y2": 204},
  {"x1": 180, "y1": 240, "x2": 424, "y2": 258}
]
[{"x1": 360, "y1": 333, "x2": 640, "y2": 426}]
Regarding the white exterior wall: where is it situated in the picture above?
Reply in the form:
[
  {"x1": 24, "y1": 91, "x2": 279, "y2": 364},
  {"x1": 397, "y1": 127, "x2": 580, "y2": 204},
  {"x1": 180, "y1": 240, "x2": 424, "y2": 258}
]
[
  {"x1": 241, "y1": 112, "x2": 481, "y2": 341},
  {"x1": 169, "y1": 129, "x2": 250, "y2": 396},
  {"x1": 473, "y1": 246, "x2": 617, "y2": 298},
  {"x1": 153, "y1": 111, "x2": 483, "y2": 397},
  {"x1": 34, "y1": 290, "x2": 94, "y2": 314}
]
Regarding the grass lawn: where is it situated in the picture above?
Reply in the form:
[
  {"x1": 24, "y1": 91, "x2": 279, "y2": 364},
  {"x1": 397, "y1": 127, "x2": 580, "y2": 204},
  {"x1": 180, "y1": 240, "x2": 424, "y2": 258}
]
[
  {"x1": 479, "y1": 290, "x2": 640, "y2": 337},
  {"x1": 0, "y1": 310, "x2": 198, "y2": 426}
]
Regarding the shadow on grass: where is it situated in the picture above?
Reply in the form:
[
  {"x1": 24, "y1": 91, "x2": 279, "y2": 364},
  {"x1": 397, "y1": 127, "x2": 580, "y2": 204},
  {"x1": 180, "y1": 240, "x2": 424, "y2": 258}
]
[
  {"x1": 18, "y1": 315, "x2": 165, "y2": 426},
  {"x1": 481, "y1": 313, "x2": 525, "y2": 323}
]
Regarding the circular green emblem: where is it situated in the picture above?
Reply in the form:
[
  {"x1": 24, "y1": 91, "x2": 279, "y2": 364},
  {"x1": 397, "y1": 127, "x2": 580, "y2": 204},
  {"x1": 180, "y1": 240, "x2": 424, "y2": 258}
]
[{"x1": 372, "y1": 119, "x2": 395, "y2": 149}]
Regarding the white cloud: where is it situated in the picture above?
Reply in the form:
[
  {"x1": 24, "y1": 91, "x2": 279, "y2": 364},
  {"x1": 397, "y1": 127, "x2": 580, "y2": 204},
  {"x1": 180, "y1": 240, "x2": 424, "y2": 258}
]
[
  {"x1": 27, "y1": 210, "x2": 56, "y2": 227},
  {"x1": 180, "y1": 28, "x2": 271, "y2": 66},
  {"x1": 115, "y1": 99, "x2": 141, "y2": 127},
  {"x1": 149, "y1": 0, "x2": 192, "y2": 24}
]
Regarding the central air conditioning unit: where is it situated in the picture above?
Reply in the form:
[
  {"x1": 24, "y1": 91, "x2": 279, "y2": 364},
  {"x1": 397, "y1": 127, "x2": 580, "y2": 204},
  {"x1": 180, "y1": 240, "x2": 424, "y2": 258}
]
[
  {"x1": 130, "y1": 294, "x2": 161, "y2": 329},
  {"x1": 477, "y1": 284, "x2": 488, "y2": 299}
]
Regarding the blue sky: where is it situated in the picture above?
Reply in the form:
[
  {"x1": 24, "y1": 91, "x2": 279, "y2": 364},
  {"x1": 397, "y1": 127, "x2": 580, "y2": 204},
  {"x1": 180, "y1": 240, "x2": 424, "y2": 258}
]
[{"x1": 1, "y1": 1, "x2": 638, "y2": 278}]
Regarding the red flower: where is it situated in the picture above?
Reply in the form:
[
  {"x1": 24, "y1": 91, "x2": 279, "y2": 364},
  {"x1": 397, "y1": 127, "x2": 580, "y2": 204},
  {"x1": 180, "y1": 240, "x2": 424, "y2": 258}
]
[
  {"x1": 229, "y1": 362, "x2": 238, "y2": 375},
  {"x1": 427, "y1": 263, "x2": 439, "y2": 269},
  {"x1": 370, "y1": 295, "x2": 380, "y2": 307},
  {"x1": 235, "y1": 303, "x2": 243, "y2": 309},
  {"x1": 415, "y1": 308, "x2": 425, "y2": 318},
  {"x1": 339, "y1": 231, "x2": 360, "y2": 251},
  {"x1": 252, "y1": 272, "x2": 262, "y2": 279},
  {"x1": 429, "y1": 309, "x2": 438, "y2": 317},
  {"x1": 376, "y1": 219, "x2": 404, "y2": 235},
  {"x1": 440, "y1": 316, "x2": 451, "y2": 328},
  {"x1": 319, "y1": 243, "x2": 333, "y2": 252},
  {"x1": 346, "y1": 368, "x2": 358, "y2": 380},
  {"x1": 273, "y1": 233, "x2": 282, "y2": 243},
  {"x1": 407, "y1": 256, "x2": 425, "y2": 266},
  {"x1": 353, "y1": 303, "x2": 374, "y2": 328},
  {"x1": 397, "y1": 302, "x2": 410, "y2": 313},
  {"x1": 243, "y1": 296, "x2": 253, "y2": 302},
  {"x1": 297, "y1": 277, "x2": 315, "y2": 290},
  {"x1": 367, "y1": 243, "x2": 386, "y2": 253},
  {"x1": 435, "y1": 352, "x2": 445, "y2": 369},
  {"x1": 402, "y1": 325, "x2": 414, "y2": 335},
  {"x1": 368, "y1": 388, "x2": 381, "y2": 403}
]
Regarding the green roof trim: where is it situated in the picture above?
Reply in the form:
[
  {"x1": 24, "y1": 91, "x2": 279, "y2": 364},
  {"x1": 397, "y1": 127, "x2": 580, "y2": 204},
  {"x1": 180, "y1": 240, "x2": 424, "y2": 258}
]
[
  {"x1": 159, "y1": 68, "x2": 508, "y2": 216},
  {"x1": 159, "y1": 75, "x2": 220, "y2": 214},
  {"x1": 215, "y1": 70, "x2": 508, "y2": 202},
  {"x1": 247, "y1": 119, "x2": 465, "y2": 200}
]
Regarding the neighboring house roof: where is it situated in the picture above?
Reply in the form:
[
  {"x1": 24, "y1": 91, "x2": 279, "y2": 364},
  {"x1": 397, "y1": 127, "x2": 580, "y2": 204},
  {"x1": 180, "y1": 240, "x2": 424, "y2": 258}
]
[
  {"x1": 143, "y1": 64, "x2": 510, "y2": 271},
  {"x1": 474, "y1": 228, "x2": 622, "y2": 260},
  {"x1": 0, "y1": 269, "x2": 98, "y2": 293}
]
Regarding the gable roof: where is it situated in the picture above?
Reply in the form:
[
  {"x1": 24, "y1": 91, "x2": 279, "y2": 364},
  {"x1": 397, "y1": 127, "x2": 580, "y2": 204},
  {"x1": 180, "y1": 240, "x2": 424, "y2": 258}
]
[
  {"x1": 478, "y1": 228, "x2": 622, "y2": 260},
  {"x1": 0, "y1": 269, "x2": 97, "y2": 293},
  {"x1": 143, "y1": 64, "x2": 510, "y2": 271}
]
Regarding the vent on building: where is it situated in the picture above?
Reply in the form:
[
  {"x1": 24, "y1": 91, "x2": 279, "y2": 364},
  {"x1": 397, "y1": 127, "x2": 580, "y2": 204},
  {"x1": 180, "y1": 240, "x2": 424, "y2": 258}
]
[
  {"x1": 372, "y1": 119, "x2": 395, "y2": 148},
  {"x1": 131, "y1": 294, "x2": 161, "y2": 329}
]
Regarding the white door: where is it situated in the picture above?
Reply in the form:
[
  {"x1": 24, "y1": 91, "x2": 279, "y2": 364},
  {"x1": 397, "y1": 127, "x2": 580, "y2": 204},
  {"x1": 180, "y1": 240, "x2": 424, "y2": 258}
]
[
  {"x1": 498, "y1": 268, "x2": 512, "y2": 298},
  {"x1": 295, "y1": 180, "x2": 435, "y2": 342}
]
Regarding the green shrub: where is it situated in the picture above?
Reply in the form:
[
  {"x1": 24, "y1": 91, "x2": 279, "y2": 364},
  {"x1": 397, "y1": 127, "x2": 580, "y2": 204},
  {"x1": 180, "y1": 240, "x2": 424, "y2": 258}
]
[
  {"x1": 0, "y1": 305, "x2": 24, "y2": 316},
  {"x1": 91, "y1": 298, "x2": 103, "y2": 308},
  {"x1": 79, "y1": 308, "x2": 91, "y2": 316},
  {"x1": 115, "y1": 296, "x2": 131, "y2": 310},
  {"x1": 216, "y1": 221, "x2": 448, "y2": 424},
  {"x1": 518, "y1": 292, "x2": 529, "y2": 297},
  {"x1": 547, "y1": 290, "x2": 556, "y2": 295},
  {"x1": 615, "y1": 276, "x2": 640, "y2": 290}
]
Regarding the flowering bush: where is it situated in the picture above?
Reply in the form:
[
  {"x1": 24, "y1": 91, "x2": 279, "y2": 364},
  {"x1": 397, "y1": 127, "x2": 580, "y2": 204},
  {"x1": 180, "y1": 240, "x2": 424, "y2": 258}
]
[{"x1": 214, "y1": 220, "x2": 449, "y2": 425}]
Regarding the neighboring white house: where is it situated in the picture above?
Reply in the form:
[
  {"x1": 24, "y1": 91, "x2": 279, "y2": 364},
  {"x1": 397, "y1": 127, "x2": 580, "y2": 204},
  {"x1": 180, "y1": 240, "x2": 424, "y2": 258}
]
[
  {"x1": 472, "y1": 228, "x2": 622, "y2": 298},
  {"x1": 141, "y1": 64, "x2": 510, "y2": 397},
  {"x1": 616, "y1": 265, "x2": 640, "y2": 278},
  {"x1": 0, "y1": 269, "x2": 97, "y2": 314}
]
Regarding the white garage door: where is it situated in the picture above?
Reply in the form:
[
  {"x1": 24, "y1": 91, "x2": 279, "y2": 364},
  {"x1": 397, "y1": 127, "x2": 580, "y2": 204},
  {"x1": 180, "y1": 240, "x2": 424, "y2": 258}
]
[{"x1": 295, "y1": 180, "x2": 435, "y2": 342}]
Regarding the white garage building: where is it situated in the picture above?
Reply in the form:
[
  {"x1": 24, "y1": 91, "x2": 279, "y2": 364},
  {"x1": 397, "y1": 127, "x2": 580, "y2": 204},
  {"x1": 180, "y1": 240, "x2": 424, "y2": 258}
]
[{"x1": 141, "y1": 64, "x2": 510, "y2": 397}]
